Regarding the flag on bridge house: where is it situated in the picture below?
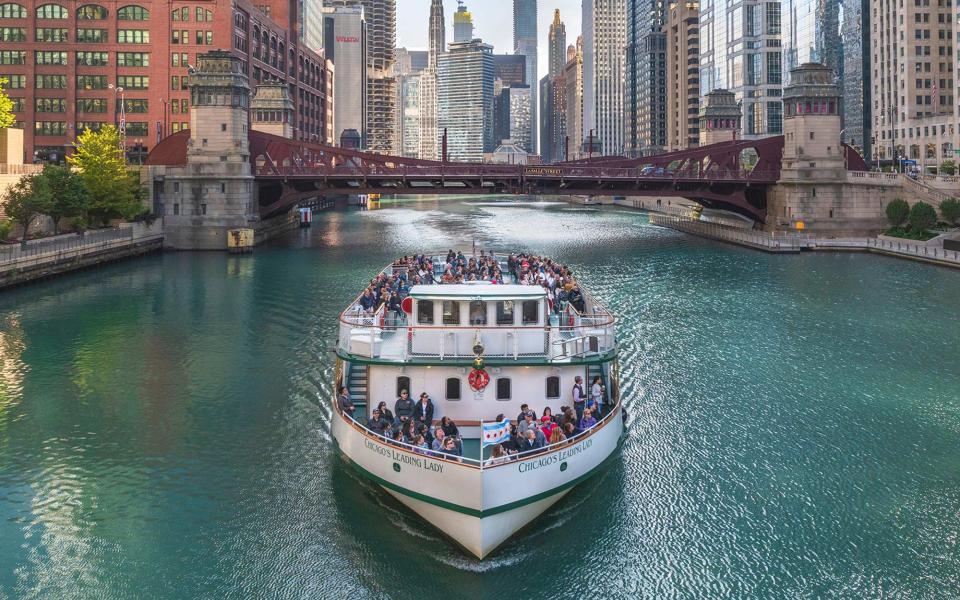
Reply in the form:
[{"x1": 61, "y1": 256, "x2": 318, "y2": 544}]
[{"x1": 481, "y1": 419, "x2": 511, "y2": 448}]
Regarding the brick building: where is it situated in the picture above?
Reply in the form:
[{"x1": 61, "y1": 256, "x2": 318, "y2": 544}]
[{"x1": 0, "y1": 0, "x2": 333, "y2": 163}]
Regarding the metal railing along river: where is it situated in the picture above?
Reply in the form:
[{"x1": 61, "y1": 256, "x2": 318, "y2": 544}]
[{"x1": 0, "y1": 228, "x2": 134, "y2": 264}]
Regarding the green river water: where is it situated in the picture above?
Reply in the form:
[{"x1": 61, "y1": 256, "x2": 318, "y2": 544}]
[{"x1": 0, "y1": 198, "x2": 958, "y2": 599}]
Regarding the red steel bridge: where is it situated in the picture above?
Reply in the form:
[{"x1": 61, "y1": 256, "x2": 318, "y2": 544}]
[{"x1": 147, "y1": 130, "x2": 868, "y2": 223}]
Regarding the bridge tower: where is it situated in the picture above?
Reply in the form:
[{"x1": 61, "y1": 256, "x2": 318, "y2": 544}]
[
  {"x1": 251, "y1": 84, "x2": 294, "y2": 139},
  {"x1": 767, "y1": 63, "x2": 888, "y2": 235},
  {"x1": 160, "y1": 51, "x2": 259, "y2": 250},
  {"x1": 698, "y1": 90, "x2": 741, "y2": 146}
]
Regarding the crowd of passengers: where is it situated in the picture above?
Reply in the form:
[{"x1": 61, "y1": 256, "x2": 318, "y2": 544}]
[
  {"x1": 355, "y1": 250, "x2": 587, "y2": 317},
  {"x1": 336, "y1": 375, "x2": 607, "y2": 464}
]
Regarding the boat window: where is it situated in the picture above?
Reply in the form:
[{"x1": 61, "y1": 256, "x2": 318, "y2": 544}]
[
  {"x1": 521, "y1": 300, "x2": 539, "y2": 325},
  {"x1": 496, "y1": 378, "x2": 511, "y2": 401},
  {"x1": 396, "y1": 376, "x2": 410, "y2": 398},
  {"x1": 446, "y1": 377, "x2": 461, "y2": 400},
  {"x1": 469, "y1": 301, "x2": 487, "y2": 325},
  {"x1": 546, "y1": 376, "x2": 560, "y2": 399},
  {"x1": 496, "y1": 300, "x2": 515, "y2": 325},
  {"x1": 417, "y1": 300, "x2": 434, "y2": 325},
  {"x1": 442, "y1": 300, "x2": 460, "y2": 325}
]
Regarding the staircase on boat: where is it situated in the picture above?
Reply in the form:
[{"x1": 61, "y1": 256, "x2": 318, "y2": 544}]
[{"x1": 345, "y1": 362, "x2": 368, "y2": 417}]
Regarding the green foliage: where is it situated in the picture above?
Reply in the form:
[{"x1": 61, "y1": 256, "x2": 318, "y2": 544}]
[
  {"x1": 884, "y1": 227, "x2": 938, "y2": 241},
  {"x1": 885, "y1": 199, "x2": 910, "y2": 228},
  {"x1": 68, "y1": 125, "x2": 142, "y2": 225},
  {"x1": 940, "y1": 198, "x2": 960, "y2": 226},
  {"x1": 0, "y1": 218, "x2": 12, "y2": 242},
  {"x1": 908, "y1": 201, "x2": 938, "y2": 234},
  {"x1": 3, "y1": 173, "x2": 52, "y2": 237},
  {"x1": 940, "y1": 160, "x2": 957, "y2": 175},
  {"x1": 0, "y1": 78, "x2": 15, "y2": 129},
  {"x1": 38, "y1": 165, "x2": 88, "y2": 234}
]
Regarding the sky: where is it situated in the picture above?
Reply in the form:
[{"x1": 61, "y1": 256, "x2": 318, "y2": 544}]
[{"x1": 395, "y1": 0, "x2": 583, "y2": 83}]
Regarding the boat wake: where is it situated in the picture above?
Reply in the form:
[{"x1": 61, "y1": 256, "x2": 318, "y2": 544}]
[{"x1": 430, "y1": 550, "x2": 530, "y2": 572}]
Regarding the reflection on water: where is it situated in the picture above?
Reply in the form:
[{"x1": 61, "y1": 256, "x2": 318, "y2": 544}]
[{"x1": 0, "y1": 198, "x2": 958, "y2": 599}]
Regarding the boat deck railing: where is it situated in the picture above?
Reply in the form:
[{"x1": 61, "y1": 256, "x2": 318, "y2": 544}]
[
  {"x1": 336, "y1": 394, "x2": 622, "y2": 472},
  {"x1": 340, "y1": 257, "x2": 616, "y2": 361}
]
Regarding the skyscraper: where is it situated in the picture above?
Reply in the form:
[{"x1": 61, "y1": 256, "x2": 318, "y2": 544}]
[
  {"x1": 842, "y1": 0, "x2": 870, "y2": 160},
  {"x1": 549, "y1": 10, "x2": 567, "y2": 79},
  {"x1": 564, "y1": 37, "x2": 586, "y2": 160},
  {"x1": 301, "y1": 0, "x2": 326, "y2": 52},
  {"x1": 419, "y1": 0, "x2": 444, "y2": 160},
  {"x1": 324, "y1": 4, "x2": 368, "y2": 145},
  {"x1": 699, "y1": 0, "x2": 783, "y2": 138},
  {"x1": 438, "y1": 40, "x2": 496, "y2": 162},
  {"x1": 583, "y1": 0, "x2": 627, "y2": 156},
  {"x1": 782, "y1": 0, "x2": 842, "y2": 82},
  {"x1": 514, "y1": 0, "x2": 538, "y2": 153},
  {"x1": 626, "y1": 0, "x2": 667, "y2": 156},
  {"x1": 454, "y1": 1, "x2": 475, "y2": 43},
  {"x1": 666, "y1": 1, "x2": 700, "y2": 150}
]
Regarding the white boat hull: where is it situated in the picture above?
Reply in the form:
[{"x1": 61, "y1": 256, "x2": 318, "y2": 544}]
[{"x1": 332, "y1": 403, "x2": 623, "y2": 559}]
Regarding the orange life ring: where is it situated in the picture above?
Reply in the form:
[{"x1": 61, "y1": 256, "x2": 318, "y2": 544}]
[{"x1": 468, "y1": 368, "x2": 490, "y2": 391}]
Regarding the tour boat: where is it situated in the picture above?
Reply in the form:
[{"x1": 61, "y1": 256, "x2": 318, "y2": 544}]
[{"x1": 331, "y1": 253, "x2": 624, "y2": 559}]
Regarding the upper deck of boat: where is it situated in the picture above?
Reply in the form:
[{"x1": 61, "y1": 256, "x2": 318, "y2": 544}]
[{"x1": 337, "y1": 254, "x2": 616, "y2": 364}]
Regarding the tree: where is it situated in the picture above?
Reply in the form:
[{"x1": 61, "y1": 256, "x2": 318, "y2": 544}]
[
  {"x1": 908, "y1": 201, "x2": 937, "y2": 234},
  {"x1": 38, "y1": 165, "x2": 88, "y2": 234},
  {"x1": 885, "y1": 199, "x2": 910, "y2": 228},
  {"x1": 0, "y1": 78, "x2": 15, "y2": 129},
  {"x1": 3, "y1": 174, "x2": 51, "y2": 242},
  {"x1": 940, "y1": 198, "x2": 960, "y2": 226},
  {"x1": 940, "y1": 160, "x2": 957, "y2": 176},
  {"x1": 67, "y1": 125, "x2": 142, "y2": 225}
]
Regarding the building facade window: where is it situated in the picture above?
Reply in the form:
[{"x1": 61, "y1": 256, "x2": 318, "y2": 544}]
[
  {"x1": 35, "y1": 28, "x2": 68, "y2": 42},
  {"x1": 35, "y1": 98, "x2": 66, "y2": 112},
  {"x1": 76, "y1": 75, "x2": 107, "y2": 89},
  {"x1": 76, "y1": 4, "x2": 107, "y2": 19},
  {"x1": 117, "y1": 75, "x2": 148, "y2": 89},
  {"x1": 34, "y1": 121, "x2": 67, "y2": 136},
  {"x1": 35, "y1": 3, "x2": 67, "y2": 19},
  {"x1": 0, "y1": 27, "x2": 25, "y2": 42},
  {"x1": 119, "y1": 99, "x2": 148, "y2": 113},
  {"x1": 76, "y1": 51, "x2": 108, "y2": 66},
  {"x1": 117, "y1": 5, "x2": 149, "y2": 20},
  {"x1": 2, "y1": 74, "x2": 26, "y2": 88},
  {"x1": 0, "y1": 3, "x2": 26, "y2": 18},
  {"x1": 117, "y1": 52, "x2": 149, "y2": 67},
  {"x1": 35, "y1": 51, "x2": 68, "y2": 65},
  {"x1": 0, "y1": 51, "x2": 25, "y2": 65},
  {"x1": 117, "y1": 29, "x2": 149, "y2": 43},
  {"x1": 124, "y1": 121, "x2": 148, "y2": 135},
  {"x1": 171, "y1": 6, "x2": 188, "y2": 21},
  {"x1": 76, "y1": 121, "x2": 105, "y2": 133},
  {"x1": 76, "y1": 98, "x2": 107, "y2": 112},
  {"x1": 76, "y1": 28, "x2": 107, "y2": 43}
]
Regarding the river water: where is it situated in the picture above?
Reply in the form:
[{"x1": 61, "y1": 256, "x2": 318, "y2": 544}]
[{"x1": 0, "y1": 198, "x2": 957, "y2": 599}]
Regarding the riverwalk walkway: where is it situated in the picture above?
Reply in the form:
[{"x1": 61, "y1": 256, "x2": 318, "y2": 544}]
[
  {"x1": 0, "y1": 223, "x2": 164, "y2": 289},
  {"x1": 650, "y1": 214, "x2": 960, "y2": 269}
]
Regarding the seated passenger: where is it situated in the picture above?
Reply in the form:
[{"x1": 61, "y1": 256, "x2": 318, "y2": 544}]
[
  {"x1": 563, "y1": 422, "x2": 582, "y2": 438},
  {"x1": 359, "y1": 288, "x2": 376, "y2": 313},
  {"x1": 502, "y1": 424, "x2": 522, "y2": 453},
  {"x1": 579, "y1": 408, "x2": 597, "y2": 430},
  {"x1": 430, "y1": 427, "x2": 447, "y2": 452},
  {"x1": 548, "y1": 427, "x2": 566, "y2": 444},
  {"x1": 440, "y1": 416, "x2": 459, "y2": 438},
  {"x1": 413, "y1": 434, "x2": 429, "y2": 452},
  {"x1": 516, "y1": 403, "x2": 537, "y2": 424},
  {"x1": 401, "y1": 419, "x2": 419, "y2": 445},
  {"x1": 376, "y1": 401, "x2": 394, "y2": 423},
  {"x1": 441, "y1": 436, "x2": 462, "y2": 459},
  {"x1": 488, "y1": 444, "x2": 508, "y2": 465},
  {"x1": 540, "y1": 415, "x2": 558, "y2": 439},
  {"x1": 518, "y1": 412, "x2": 539, "y2": 437},
  {"x1": 367, "y1": 409, "x2": 389, "y2": 435},
  {"x1": 520, "y1": 430, "x2": 540, "y2": 452},
  {"x1": 394, "y1": 389, "x2": 415, "y2": 425},
  {"x1": 542, "y1": 407, "x2": 558, "y2": 424}
]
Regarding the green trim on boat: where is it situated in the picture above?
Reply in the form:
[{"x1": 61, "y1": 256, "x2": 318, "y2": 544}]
[{"x1": 335, "y1": 349, "x2": 617, "y2": 367}]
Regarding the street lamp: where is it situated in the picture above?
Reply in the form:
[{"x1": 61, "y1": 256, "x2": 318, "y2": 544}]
[{"x1": 108, "y1": 84, "x2": 126, "y2": 161}]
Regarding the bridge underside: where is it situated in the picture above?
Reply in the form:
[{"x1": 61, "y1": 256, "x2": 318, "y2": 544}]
[{"x1": 257, "y1": 178, "x2": 769, "y2": 223}]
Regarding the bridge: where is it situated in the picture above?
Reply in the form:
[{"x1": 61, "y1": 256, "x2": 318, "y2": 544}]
[{"x1": 147, "y1": 129, "x2": 866, "y2": 223}]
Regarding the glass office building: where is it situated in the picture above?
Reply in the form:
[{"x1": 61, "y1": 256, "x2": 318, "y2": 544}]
[{"x1": 437, "y1": 40, "x2": 495, "y2": 162}]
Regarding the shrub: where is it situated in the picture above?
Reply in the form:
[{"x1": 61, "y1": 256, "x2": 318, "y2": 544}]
[
  {"x1": 908, "y1": 201, "x2": 938, "y2": 234},
  {"x1": 885, "y1": 198, "x2": 910, "y2": 228},
  {"x1": 0, "y1": 218, "x2": 12, "y2": 242},
  {"x1": 940, "y1": 198, "x2": 960, "y2": 226},
  {"x1": 940, "y1": 160, "x2": 957, "y2": 175}
]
